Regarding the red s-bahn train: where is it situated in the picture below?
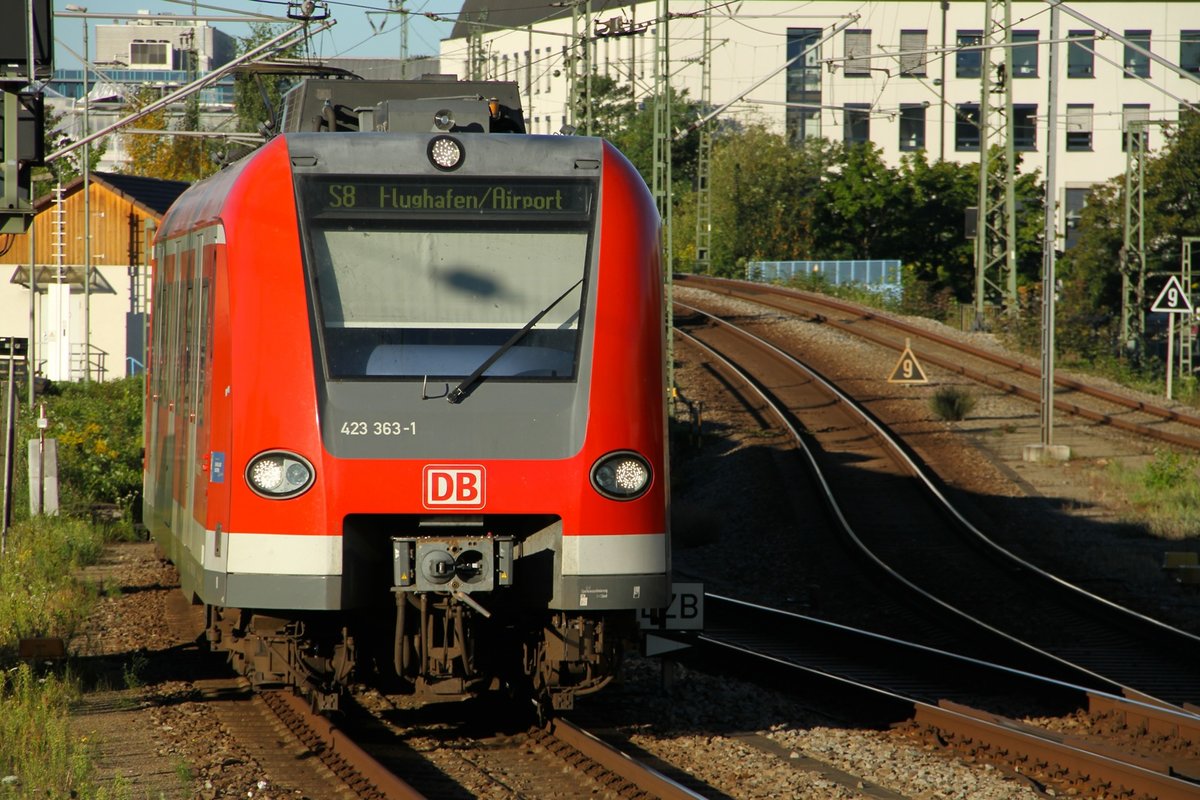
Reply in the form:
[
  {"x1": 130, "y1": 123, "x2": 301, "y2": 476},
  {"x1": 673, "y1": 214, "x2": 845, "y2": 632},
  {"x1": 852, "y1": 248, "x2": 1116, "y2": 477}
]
[{"x1": 143, "y1": 78, "x2": 670, "y2": 711}]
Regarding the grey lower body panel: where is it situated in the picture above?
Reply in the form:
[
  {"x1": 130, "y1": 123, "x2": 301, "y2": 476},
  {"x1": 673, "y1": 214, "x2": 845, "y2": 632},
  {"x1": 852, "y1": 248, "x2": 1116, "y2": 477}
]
[
  {"x1": 201, "y1": 568, "x2": 343, "y2": 611},
  {"x1": 556, "y1": 574, "x2": 669, "y2": 611}
]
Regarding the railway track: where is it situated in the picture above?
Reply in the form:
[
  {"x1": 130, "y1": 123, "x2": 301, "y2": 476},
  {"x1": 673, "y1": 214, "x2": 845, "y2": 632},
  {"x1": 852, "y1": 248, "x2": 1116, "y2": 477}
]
[
  {"x1": 668, "y1": 306, "x2": 1200, "y2": 797},
  {"x1": 677, "y1": 273, "x2": 1200, "y2": 451},
  {"x1": 692, "y1": 594, "x2": 1200, "y2": 800},
  {"x1": 163, "y1": 584, "x2": 713, "y2": 799},
  {"x1": 672, "y1": 300, "x2": 1200, "y2": 708},
  {"x1": 331, "y1": 692, "x2": 714, "y2": 799}
]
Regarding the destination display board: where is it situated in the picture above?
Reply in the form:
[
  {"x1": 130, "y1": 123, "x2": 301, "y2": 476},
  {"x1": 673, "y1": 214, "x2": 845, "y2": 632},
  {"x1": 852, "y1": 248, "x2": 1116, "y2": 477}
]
[{"x1": 302, "y1": 177, "x2": 594, "y2": 221}]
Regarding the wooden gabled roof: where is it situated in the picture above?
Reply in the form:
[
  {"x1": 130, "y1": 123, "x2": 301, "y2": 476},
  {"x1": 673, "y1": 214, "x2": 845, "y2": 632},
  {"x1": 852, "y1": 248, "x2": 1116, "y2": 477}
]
[{"x1": 33, "y1": 172, "x2": 190, "y2": 220}]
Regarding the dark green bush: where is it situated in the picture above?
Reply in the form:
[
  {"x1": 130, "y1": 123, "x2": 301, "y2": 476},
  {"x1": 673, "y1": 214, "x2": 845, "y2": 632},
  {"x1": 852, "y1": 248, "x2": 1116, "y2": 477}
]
[
  {"x1": 930, "y1": 385, "x2": 976, "y2": 421},
  {"x1": 11, "y1": 376, "x2": 143, "y2": 522}
]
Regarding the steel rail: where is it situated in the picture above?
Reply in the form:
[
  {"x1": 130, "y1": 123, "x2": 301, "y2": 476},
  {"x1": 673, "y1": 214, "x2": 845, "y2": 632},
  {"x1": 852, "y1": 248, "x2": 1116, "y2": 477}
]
[
  {"x1": 263, "y1": 690, "x2": 427, "y2": 800},
  {"x1": 672, "y1": 317, "x2": 1200, "y2": 798},
  {"x1": 675, "y1": 302, "x2": 1200, "y2": 666},
  {"x1": 672, "y1": 316, "x2": 1140, "y2": 697},
  {"x1": 694, "y1": 596, "x2": 1200, "y2": 799},
  {"x1": 678, "y1": 274, "x2": 1200, "y2": 448},
  {"x1": 543, "y1": 717, "x2": 711, "y2": 800}
]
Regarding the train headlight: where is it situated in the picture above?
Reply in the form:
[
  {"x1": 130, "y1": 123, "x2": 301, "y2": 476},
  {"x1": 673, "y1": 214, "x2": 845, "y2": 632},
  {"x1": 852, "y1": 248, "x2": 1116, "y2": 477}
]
[
  {"x1": 428, "y1": 135, "x2": 464, "y2": 171},
  {"x1": 245, "y1": 451, "x2": 315, "y2": 499},
  {"x1": 590, "y1": 451, "x2": 652, "y2": 500}
]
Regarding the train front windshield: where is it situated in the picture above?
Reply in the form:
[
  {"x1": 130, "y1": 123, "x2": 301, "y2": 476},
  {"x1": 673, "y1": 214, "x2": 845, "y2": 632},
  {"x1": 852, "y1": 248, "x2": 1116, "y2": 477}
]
[{"x1": 298, "y1": 177, "x2": 595, "y2": 381}]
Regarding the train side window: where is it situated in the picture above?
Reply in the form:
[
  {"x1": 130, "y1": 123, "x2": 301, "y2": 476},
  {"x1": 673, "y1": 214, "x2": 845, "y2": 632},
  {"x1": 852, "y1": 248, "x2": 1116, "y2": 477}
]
[
  {"x1": 196, "y1": 257, "x2": 213, "y2": 427},
  {"x1": 165, "y1": 256, "x2": 179, "y2": 405},
  {"x1": 151, "y1": 251, "x2": 168, "y2": 401},
  {"x1": 183, "y1": 283, "x2": 194, "y2": 413}
]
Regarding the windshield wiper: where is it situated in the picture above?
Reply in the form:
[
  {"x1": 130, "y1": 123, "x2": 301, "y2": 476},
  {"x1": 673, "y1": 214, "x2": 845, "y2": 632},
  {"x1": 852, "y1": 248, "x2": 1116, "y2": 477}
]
[{"x1": 446, "y1": 277, "x2": 585, "y2": 404}]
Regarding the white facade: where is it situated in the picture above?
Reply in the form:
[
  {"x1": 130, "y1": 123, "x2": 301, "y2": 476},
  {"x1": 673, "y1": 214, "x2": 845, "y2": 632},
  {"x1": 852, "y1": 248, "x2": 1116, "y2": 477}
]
[
  {"x1": 94, "y1": 15, "x2": 236, "y2": 72},
  {"x1": 441, "y1": 1, "x2": 1200, "y2": 238}
]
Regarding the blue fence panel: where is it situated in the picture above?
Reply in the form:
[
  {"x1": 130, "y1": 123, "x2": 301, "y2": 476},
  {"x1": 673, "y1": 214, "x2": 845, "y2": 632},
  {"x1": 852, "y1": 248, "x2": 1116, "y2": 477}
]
[{"x1": 746, "y1": 259, "x2": 903, "y2": 299}]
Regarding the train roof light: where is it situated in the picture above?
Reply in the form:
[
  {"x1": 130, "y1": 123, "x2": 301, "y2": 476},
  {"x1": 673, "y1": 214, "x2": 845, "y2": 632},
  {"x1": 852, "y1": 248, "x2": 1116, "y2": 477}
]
[
  {"x1": 246, "y1": 451, "x2": 315, "y2": 499},
  {"x1": 590, "y1": 451, "x2": 652, "y2": 501},
  {"x1": 428, "y1": 135, "x2": 464, "y2": 171}
]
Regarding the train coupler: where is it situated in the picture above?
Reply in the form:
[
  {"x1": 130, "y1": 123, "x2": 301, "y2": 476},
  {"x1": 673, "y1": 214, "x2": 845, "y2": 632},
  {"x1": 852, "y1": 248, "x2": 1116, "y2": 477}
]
[{"x1": 391, "y1": 533, "x2": 514, "y2": 593}]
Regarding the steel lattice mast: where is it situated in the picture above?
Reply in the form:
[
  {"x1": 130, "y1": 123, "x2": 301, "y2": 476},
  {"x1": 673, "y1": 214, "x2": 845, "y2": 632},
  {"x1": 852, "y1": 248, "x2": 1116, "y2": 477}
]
[
  {"x1": 972, "y1": 0, "x2": 1017, "y2": 328},
  {"x1": 693, "y1": 6, "x2": 712, "y2": 275}
]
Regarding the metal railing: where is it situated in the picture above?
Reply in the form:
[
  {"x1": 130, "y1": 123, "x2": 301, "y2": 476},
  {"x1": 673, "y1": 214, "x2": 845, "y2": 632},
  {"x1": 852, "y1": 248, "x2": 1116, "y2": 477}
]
[{"x1": 71, "y1": 343, "x2": 108, "y2": 383}]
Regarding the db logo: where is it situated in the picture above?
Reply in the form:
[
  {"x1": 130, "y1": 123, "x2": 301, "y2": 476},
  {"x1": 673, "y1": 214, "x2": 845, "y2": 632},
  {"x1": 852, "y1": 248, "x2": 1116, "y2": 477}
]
[{"x1": 423, "y1": 465, "x2": 486, "y2": 509}]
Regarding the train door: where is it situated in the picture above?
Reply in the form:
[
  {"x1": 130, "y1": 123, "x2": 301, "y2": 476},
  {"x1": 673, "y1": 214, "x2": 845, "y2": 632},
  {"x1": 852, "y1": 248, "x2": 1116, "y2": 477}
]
[
  {"x1": 149, "y1": 242, "x2": 180, "y2": 554},
  {"x1": 200, "y1": 230, "x2": 231, "y2": 586},
  {"x1": 182, "y1": 232, "x2": 211, "y2": 571},
  {"x1": 144, "y1": 247, "x2": 162, "y2": 531},
  {"x1": 170, "y1": 238, "x2": 194, "y2": 542}
]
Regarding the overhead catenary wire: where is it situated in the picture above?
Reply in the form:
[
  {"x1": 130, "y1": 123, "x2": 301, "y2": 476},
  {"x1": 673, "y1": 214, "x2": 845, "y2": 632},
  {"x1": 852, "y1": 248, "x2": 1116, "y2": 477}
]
[{"x1": 46, "y1": 20, "x2": 333, "y2": 163}]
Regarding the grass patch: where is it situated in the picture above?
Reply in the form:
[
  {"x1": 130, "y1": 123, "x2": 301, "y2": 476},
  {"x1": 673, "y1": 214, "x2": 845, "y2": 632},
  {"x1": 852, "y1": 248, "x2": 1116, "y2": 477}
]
[
  {"x1": 0, "y1": 664, "x2": 98, "y2": 798},
  {"x1": 0, "y1": 516, "x2": 125, "y2": 798},
  {"x1": 0, "y1": 517, "x2": 106, "y2": 652},
  {"x1": 929, "y1": 385, "x2": 977, "y2": 422},
  {"x1": 1104, "y1": 451, "x2": 1200, "y2": 540}
]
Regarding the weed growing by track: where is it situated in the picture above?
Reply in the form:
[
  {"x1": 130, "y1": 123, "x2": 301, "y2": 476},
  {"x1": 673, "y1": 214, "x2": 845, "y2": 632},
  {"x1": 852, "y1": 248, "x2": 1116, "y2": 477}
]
[
  {"x1": 0, "y1": 517, "x2": 123, "y2": 798},
  {"x1": 1104, "y1": 451, "x2": 1200, "y2": 540},
  {"x1": 930, "y1": 386, "x2": 977, "y2": 422},
  {"x1": 0, "y1": 516, "x2": 105, "y2": 649},
  {"x1": 0, "y1": 377, "x2": 145, "y2": 796}
]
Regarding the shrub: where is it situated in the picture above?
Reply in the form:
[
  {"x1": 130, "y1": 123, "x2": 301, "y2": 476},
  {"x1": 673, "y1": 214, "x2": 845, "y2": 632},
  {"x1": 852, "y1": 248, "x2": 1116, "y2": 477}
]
[
  {"x1": 930, "y1": 385, "x2": 976, "y2": 421},
  {"x1": 1104, "y1": 452, "x2": 1200, "y2": 540},
  {"x1": 12, "y1": 377, "x2": 143, "y2": 523}
]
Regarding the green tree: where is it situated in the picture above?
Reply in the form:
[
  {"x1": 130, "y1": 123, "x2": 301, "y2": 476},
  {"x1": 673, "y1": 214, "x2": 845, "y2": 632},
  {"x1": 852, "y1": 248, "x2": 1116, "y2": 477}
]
[
  {"x1": 1144, "y1": 109, "x2": 1200, "y2": 272},
  {"x1": 119, "y1": 86, "x2": 217, "y2": 181},
  {"x1": 573, "y1": 76, "x2": 703, "y2": 190},
  {"x1": 704, "y1": 125, "x2": 835, "y2": 275},
  {"x1": 891, "y1": 151, "x2": 976, "y2": 300},
  {"x1": 812, "y1": 142, "x2": 910, "y2": 258},
  {"x1": 233, "y1": 23, "x2": 303, "y2": 135},
  {"x1": 1056, "y1": 110, "x2": 1200, "y2": 362},
  {"x1": 578, "y1": 74, "x2": 635, "y2": 141}
]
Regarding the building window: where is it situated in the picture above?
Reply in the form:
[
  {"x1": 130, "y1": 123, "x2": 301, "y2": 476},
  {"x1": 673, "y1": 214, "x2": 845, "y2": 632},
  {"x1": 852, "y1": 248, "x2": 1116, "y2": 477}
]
[
  {"x1": 1065, "y1": 104, "x2": 1093, "y2": 151},
  {"x1": 845, "y1": 30, "x2": 872, "y2": 76},
  {"x1": 1123, "y1": 104, "x2": 1150, "y2": 151},
  {"x1": 787, "y1": 28, "x2": 823, "y2": 143},
  {"x1": 1182, "y1": 30, "x2": 1200, "y2": 74},
  {"x1": 130, "y1": 40, "x2": 170, "y2": 68},
  {"x1": 1064, "y1": 187, "x2": 1090, "y2": 250},
  {"x1": 1067, "y1": 30, "x2": 1094, "y2": 77},
  {"x1": 1014, "y1": 104, "x2": 1037, "y2": 151},
  {"x1": 899, "y1": 103, "x2": 926, "y2": 151},
  {"x1": 1012, "y1": 30, "x2": 1038, "y2": 77},
  {"x1": 956, "y1": 30, "x2": 982, "y2": 78},
  {"x1": 1124, "y1": 30, "x2": 1151, "y2": 78},
  {"x1": 955, "y1": 103, "x2": 980, "y2": 151},
  {"x1": 844, "y1": 103, "x2": 870, "y2": 143},
  {"x1": 899, "y1": 30, "x2": 927, "y2": 77}
]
